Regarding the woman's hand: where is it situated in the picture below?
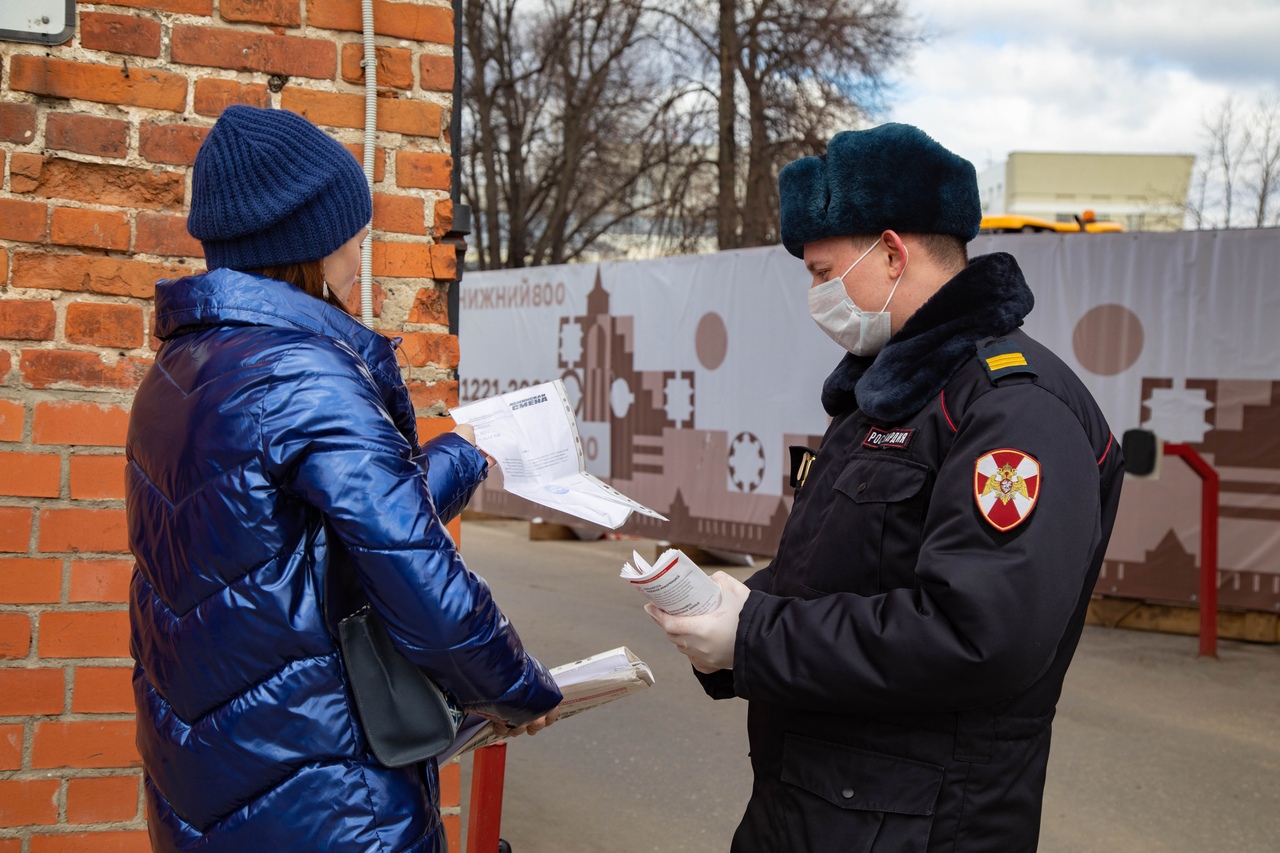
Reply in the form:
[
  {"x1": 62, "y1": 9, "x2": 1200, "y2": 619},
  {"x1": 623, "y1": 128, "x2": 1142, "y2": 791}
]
[
  {"x1": 451, "y1": 423, "x2": 496, "y2": 469},
  {"x1": 479, "y1": 706, "x2": 561, "y2": 738}
]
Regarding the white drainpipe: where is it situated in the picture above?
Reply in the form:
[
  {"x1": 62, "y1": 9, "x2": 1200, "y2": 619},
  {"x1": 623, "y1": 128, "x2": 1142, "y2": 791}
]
[{"x1": 360, "y1": 0, "x2": 377, "y2": 327}]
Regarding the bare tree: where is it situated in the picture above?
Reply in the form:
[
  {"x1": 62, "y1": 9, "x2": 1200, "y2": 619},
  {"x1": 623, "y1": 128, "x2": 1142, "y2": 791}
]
[
  {"x1": 662, "y1": 0, "x2": 914, "y2": 249},
  {"x1": 1189, "y1": 93, "x2": 1280, "y2": 229},
  {"x1": 462, "y1": 0, "x2": 708, "y2": 268}
]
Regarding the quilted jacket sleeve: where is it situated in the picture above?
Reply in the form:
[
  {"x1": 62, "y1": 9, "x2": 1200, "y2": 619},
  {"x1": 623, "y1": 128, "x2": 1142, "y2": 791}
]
[
  {"x1": 416, "y1": 432, "x2": 488, "y2": 525},
  {"x1": 260, "y1": 339, "x2": 561, "y2": 725}
]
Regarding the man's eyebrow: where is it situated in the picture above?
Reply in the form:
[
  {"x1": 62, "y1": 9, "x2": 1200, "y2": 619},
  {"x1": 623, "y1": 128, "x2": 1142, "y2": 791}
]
[{"x1": 804, "y1": 260, "x2": 820, "y2": 273}]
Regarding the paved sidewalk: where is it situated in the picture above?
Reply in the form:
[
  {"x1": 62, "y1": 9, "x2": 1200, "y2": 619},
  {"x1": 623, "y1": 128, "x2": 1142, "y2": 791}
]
[{"x1": 459, "y1": 520, "x2": 1280, "y2": 852}]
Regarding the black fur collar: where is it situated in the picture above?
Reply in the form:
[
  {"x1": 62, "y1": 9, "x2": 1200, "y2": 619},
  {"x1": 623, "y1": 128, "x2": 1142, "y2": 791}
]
[{"x1": 821, "y1": 252, "x2": 1034, "y2": 420}]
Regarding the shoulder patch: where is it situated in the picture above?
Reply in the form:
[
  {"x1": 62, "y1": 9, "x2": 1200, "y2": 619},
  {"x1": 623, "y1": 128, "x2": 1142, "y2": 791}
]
[
  {"x1": 978, "y1": 339, "x2": 1038, "y2": 383},
  {"x1": 974, "y1": 449, "x2": 1040, "y2": 532}
]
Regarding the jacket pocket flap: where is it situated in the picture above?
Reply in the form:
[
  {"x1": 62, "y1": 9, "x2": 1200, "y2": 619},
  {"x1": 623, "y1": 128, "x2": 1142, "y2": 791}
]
[
  {"x1": 834, "y1": 458, "x2": 929, "y2": 504},
  {"x1": 781, "y1": 734, "x2": 944, "y2": 815}
]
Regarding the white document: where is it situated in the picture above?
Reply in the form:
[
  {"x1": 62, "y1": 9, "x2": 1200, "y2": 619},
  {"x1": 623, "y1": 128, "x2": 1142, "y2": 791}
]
[
  {"x1": 450, "y1": 380, "x2": 667, "y2": 529},
  {"x1": 441, "y1": 646, "x2": 655, "y2": 762},
  {"x1": 621, "y1": 549, "x2": 722, "y2": 616}
]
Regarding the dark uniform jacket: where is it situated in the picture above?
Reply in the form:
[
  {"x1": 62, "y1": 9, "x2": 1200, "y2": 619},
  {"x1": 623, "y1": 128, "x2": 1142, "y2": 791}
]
[{"x1": 698, "y1": 253, "x2": 1124, "y2": 853}]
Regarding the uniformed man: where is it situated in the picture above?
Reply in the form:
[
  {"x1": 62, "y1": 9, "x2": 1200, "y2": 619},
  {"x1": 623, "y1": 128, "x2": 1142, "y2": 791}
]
[{"x1": 646, "y1": 123, "x2": 1124, "y2": 852}]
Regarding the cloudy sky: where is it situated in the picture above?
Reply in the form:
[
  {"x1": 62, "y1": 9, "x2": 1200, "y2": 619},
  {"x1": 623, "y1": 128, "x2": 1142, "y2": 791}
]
[{"x1": 883, "y1": 0, "x2": 1280, "y2": 171}]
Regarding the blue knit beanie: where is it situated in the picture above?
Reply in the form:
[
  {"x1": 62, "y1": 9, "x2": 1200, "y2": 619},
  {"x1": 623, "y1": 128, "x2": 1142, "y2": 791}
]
[
  {"x1": 188, "y1": 106, "x2": 372, "y2": 270},
  {"x1": 778, "y1": 123, "x2": 981, "y2": 258}
]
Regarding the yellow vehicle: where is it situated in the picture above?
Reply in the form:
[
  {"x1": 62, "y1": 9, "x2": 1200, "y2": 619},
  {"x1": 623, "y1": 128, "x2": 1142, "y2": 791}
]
[{"x1": 979, "y1": 211, "x2": 1123, "y2": 234}]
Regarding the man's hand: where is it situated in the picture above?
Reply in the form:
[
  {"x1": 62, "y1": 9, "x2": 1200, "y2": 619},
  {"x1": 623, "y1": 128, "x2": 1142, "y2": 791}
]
[
  {"x1": 480, "y1": 706, "x2": 561, "y2": 738},
  {"x1": 645, "y1": 572, "x2": 751, "y2": 673}
]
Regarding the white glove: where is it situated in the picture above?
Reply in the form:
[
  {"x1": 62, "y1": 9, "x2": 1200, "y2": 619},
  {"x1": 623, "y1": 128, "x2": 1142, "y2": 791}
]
[{"x1": 645, "y1": 572, "x2": 751, "y2": 674}]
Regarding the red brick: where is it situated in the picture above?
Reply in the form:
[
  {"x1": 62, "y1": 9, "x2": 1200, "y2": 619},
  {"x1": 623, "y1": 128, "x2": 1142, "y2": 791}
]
[
  {"x1": 72, "y1": 666, "x2": 135, "y2": 714},
  {"x1": 10, "y1": 56, "x2": 186, "y2": 111},
  {"x1": 13, "y1": 253, "x2": 188, "y2": 299},
  {"x1": 398, "y1": 332, "x2": 458, "y2": 369},
  {"x1": 51, "y1": 208, "x2": 132, "y2": 252},
  {"x1": 307, "y1": 0, "x2": 453, "y2": 43},
  {"x1": 91, "y1": 0, "x2": 211, "y2": 12},
  {"x1": 0, "y1": 723, "x2": 22, "y2": 769},
  {"x1": 1, "y1": 247, "x2": 7, "y2": 285},
  {"x1": 0, "y1": 839, "x2": 17, "y2": 853},
  {"x1": 281, "y1": 88, "x2": 442, "y2": 136},
  {"x1": 0, "y1": 614, "x2": 32, "y2": 660},
  {"x1": 408, "y1": 287, "x2": 449, "y2": 325},
  {"x1": 420, "y1": 54, "x2": 454, "y2": 92},
  {"x1": 0, "y1": 507, "x2": 35, "y2": 552},
  {"x1": 341, "y1": 143, "x2": 385, "y2": 182},
  {"x1": 70, "y1": 559, "x2": 133, "y2": 604},
  {"x1": 221, "y1": 0, "x2": 301, "y2": 26},
  {"x1": 11, "y1": 157, "x2": 183, "y2": 212},
  {"x1": 33, "y1": 402, "x2": 129, "y2": 447},
  {"x1": 430, "y1": 244, "x2": 457, "y2": 280},
  {"x1": 0, "y1": 778, "x2": 59, "y2": 827},
  {"x1": 0, "y1": 103, "x2": 37, "y2": 144},
  {"x1": 432, "y1": 198, "x2": 453, "y2": 239},
  {"x1": 10, "y1": 152, "x2": 44, "y2": 193},
  {"x1": 0, "y1": 401, "x2": 24, "y2": 443},
  {"x1": 80, "y1": 11, "x2": 162, "y2": 59},
  {"x1": 172, "y1": 25, "x2": 336, "y2": 79},
  {"x1": 341, "y1": 43, "x2": 413, "y2": 89},
  {"x1": 371, "y1": 241, "x2": 432, "y2": 278},
  {"x1": 139, "y1": 122, "x2": 209, "y2": 167},
  {"x1": 341, "y1": 281, "x2": 385, "y2": 318},
  {"x1": 408, "y1": 380, "x2": 458, "y2": 410},
  {"x1": 0, "y1": 198, "x2": 48, "y2": 243},
  {"x1": 66, "y1": 775, "x2": 140, "y2": 824},
  {"x1": 0, "y1": 669, "x2": 64, "y2": 716},
  {"x1": 37, "y1": 611, "x2": 130, "y2": 659},
  {"x1": 193, "y1": 78, "x2": 270, "y2": 117},
  {"x1": 135, "y1": 213, "x2": 203, "y2": 258},
  {"x1": 373, "y1": 193, "x2": 425, "y2": 235},
  {"x1": 45, "y1": 113, "x2": 130, "y2": 159},
  {"x1": 65, "y1": 303, "x2": 145, "y2": 349},
  {"x1": 31, "y1": 719, "x2": 139, "y2": 769},
  {"x1": 443, "y1": 814, "x2": 461, "y2": 852},
  {"x1": 0, "y1": 557, "x2": 61, "y2": 604},
  {"x1": 69, "y1": 455, "x2": 127, "y2": 500},
  {"x1": 0, "y1": 455, "x2": 61, "y2": 500},
  {"x1": 20, "y1": 350, "x2": 151, "y2": 392},
  {"x1": 397, "y1": 151, "x2": 451, "y2": 190},
  {"x1": 30, "y1": 832, "x2": 151, "y2": 853},
  {"x1": 37, "y1": 509, "x2": 129, "y2": 555},
  {"x1": 0, "y1": 300, "x2": 56, "y2": 341}
]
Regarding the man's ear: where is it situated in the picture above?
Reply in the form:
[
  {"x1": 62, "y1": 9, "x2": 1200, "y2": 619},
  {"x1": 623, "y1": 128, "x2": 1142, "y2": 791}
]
[{"x1": 881, "y1": 230, "x2": 908, "y2": 277}]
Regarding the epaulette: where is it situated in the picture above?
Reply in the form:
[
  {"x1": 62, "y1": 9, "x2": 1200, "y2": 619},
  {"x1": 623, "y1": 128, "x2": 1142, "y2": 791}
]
[{"x1": 977, "y1": 338, "x2": 1038, "y2": 384}]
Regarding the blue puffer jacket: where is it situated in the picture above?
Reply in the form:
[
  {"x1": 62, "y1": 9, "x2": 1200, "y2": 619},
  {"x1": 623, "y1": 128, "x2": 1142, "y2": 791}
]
[{"x1": 127, "y1": 269, "x2": 561, "y2": 852}]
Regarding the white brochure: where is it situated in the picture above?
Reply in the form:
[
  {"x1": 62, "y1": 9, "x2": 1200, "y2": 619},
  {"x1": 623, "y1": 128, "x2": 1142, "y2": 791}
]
[
  {"x1": 450, "y1": 380, "x2": 667, "y2": 529},
  {"x1": 621, "y1": 548, "x2": 722, "y2": 616},
  {"x1": 441, "y1": 646, "x2": 655, "y2": 762}
]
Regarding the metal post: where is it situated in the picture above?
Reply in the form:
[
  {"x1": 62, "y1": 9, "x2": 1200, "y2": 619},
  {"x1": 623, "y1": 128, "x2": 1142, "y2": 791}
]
[
  {"x1": 466, "y1": 743, "x2": 507, "y2": 853},
  {"x1": 1162, "y1": 444, "x2": 1219, "y2": 658}
]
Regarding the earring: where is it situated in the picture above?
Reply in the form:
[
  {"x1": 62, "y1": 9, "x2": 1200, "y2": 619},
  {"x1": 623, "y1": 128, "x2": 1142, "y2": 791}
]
[{"x1": 322, "y1": 280, "x2": 330, "y2": 298}]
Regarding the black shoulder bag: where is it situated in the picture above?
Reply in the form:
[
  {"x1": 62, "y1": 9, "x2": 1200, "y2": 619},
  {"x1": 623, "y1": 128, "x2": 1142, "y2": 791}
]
[{"x1": 338, "y1": 605, "x2": 464, "y2": 767}]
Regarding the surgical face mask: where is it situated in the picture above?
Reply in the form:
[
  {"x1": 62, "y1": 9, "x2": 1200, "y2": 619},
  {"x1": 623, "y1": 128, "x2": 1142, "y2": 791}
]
[{"x1": 807, "y1": 238, "x2": 907, "y2": 357}]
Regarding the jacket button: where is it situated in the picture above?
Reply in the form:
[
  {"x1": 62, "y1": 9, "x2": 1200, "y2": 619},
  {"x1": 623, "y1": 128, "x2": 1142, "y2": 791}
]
[
  {"x1": 841, "y1": 787, "x2": 855, "y2": 799},
  {"x1": 856, "y1": 483, "x2": 868, "y2": 493}
]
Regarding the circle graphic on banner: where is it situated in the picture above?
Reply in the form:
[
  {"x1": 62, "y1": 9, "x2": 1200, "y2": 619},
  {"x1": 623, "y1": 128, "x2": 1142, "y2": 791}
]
[
  {"x1": 1072, "y1": 304, "x2": 1143, "y2": 376},
  {"x1": 696, "y1": 312, "x2": 728, "y2": 370},
  {"x1": 974, "y1": 448, "x2": 1040, "y2": 532}
]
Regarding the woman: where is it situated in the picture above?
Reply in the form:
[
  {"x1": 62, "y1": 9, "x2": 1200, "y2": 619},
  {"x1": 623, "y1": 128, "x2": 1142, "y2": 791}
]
[{"x1": 127, "y1": 105, "x2": 560, "y2": 852}]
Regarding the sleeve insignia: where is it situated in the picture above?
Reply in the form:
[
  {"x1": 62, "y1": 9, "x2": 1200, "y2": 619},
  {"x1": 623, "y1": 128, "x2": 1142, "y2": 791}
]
[{"x1": 974, "y1": 448, "x2": 1040, "y2": 531}]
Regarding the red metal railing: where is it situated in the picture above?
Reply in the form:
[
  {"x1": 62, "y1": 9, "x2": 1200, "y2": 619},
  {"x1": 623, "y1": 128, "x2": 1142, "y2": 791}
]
[
  {"x1": 1162, "y1": 443, "x2": 1219, "y2": 658},
  {"x1": 466, "y1": 743, "x2": 508, "y2": 853}
]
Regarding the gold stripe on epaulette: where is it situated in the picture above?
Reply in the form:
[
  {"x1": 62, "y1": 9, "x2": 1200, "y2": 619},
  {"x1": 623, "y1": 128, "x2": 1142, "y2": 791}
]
[{"x1": 985, "y1": 353, "x2": 1028, "y2": 371}]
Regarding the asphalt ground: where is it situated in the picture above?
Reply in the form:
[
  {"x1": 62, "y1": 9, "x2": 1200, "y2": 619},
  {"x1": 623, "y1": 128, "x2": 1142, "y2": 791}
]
[{"x1": 455, "y1": 519, "x2": 1280, "y2": 852}]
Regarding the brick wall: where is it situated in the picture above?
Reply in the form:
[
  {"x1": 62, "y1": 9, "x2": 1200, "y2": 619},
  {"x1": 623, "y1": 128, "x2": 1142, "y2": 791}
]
[{"x1": 0, "y1": 1, "x2": 462, "y2": 849}]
